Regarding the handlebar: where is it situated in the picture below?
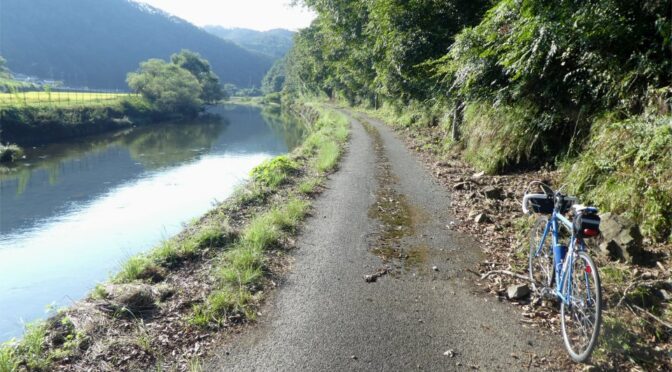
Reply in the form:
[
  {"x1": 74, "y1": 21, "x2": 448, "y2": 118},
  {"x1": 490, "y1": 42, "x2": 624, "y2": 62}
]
[
  {"x1": 522, "y1": 181, "x2": 578, "y2": 215},
  {"x1": 522, "y1": 193, "x2": 544, "y2": 214}
]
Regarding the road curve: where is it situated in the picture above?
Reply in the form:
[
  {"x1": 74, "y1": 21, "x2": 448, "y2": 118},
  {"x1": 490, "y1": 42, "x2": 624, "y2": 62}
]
[{"x1": 206, "y1": 110, "x2": 559, "y2": 371}]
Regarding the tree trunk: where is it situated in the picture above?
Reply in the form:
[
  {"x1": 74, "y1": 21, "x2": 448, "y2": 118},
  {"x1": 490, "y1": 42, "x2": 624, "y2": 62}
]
[{"x1": 452, "y1": 99, "x2": 463, "y2": 141}]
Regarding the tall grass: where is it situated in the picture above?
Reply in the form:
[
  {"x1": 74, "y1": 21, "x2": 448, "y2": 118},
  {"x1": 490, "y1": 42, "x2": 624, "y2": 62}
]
[
  {"x1": 315, "y1": 141, "x2": 340, "y2": 172},
  {"x1": 562, "y1": 114, "x2": 672, "y2": 241}
]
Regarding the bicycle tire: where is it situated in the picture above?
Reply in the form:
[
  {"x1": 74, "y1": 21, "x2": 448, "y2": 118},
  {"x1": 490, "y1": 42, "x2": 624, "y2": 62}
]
[
  {"x1": 560, "y1": 250, "x2": 602, "y2": 362},
  {"x1": 529, "y1": 216, "x2": 553, "y2": 292}
]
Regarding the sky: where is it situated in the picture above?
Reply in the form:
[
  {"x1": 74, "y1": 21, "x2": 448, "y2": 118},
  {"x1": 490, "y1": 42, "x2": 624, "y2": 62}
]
[{"x1": 136, "y1": 0, "x2": 316, "y2": 31}]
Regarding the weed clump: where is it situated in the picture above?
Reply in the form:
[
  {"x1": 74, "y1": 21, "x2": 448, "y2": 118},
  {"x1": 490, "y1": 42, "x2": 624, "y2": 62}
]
[{"x1": 250, "y1": 156, "x2": 298, "y2": 188}]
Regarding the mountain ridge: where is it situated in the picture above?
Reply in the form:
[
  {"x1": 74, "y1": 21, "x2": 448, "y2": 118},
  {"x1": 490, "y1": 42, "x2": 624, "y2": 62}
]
[
  {"x1": 203, "y1": 26, "x2": 294, "y2": 59},
  {"x1": 0, "y1": 0, "x2": 273, "y2": 89}
]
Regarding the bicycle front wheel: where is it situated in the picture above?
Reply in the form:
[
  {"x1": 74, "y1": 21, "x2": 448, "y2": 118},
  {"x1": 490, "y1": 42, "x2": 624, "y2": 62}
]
[
  {"x1": 560, "y1": 250, "x2": 602, "y2": 362},
  {"x1": 529, "y1": 216, "x2": 553, "y2": 292}
]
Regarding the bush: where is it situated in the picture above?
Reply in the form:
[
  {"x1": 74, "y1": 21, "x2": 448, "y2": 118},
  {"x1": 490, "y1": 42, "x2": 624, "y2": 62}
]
[
  {"x1": 0, "y1": 143, "x2": 23, "y2": 162},
  {"x1": 563, "y1": 114, "x2": 672, "y2": 241},
  {"x1": 250, "y1": 156, "x2": 298, "y2": 188}
]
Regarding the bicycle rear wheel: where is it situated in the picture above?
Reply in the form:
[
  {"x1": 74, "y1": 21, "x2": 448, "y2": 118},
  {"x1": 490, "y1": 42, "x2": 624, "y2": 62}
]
[
  {"x1": 529, "y1": 216, "x2": 553, "y2": 292},
  {"x1": 560, "y1": 250, "x2": 602, "y2": 362}
]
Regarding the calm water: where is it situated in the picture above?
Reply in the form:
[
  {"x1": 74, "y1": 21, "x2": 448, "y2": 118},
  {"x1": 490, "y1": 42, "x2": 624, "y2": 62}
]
[{"x1": 0, "y1": 105, "x2": 304, "y2": 341}]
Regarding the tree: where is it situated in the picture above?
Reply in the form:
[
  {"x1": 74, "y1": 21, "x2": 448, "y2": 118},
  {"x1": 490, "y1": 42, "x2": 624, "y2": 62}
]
[
  {"x1": 171, "y1": 50, "x2": 224, "y2": 103},
  {"x1": 127, "y1": 59, "x2": 203, "y2": 115},
  {"x1": 261, "y1": 58, "x2": 286, "y2": 95}
]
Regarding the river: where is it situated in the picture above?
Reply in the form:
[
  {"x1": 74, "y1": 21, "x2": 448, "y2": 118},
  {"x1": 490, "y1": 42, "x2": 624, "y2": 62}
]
[{"x1": 0, "y1": 104, "x2": 304, "y2": 341}]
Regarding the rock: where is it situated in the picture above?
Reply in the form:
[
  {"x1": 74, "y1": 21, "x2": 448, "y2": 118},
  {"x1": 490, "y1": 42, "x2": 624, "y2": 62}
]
[
  {"x1": 472, "y1": 171, "x2": 485, "y2": 179},
  {"x1": 598, "y1": 212, "x2": 643, "y2": 263},
  {"x1": 483, "y1": 186, "x2": 504, "y2": 200},
  {"x1": 432, "y1": 266, "x2": 439, "y2": 272},
  {"x1": 474, "y1": 213, "x2": 490, "y2": 224},
  {"x1": 507, "y1": 284, "x2": 530, "y2": 300},
  {"x1": 656, "y1": 289, "x2": 672, "y2": 301},
  {"x1": 443, "y1": 349, "x2": 455, "y2": 358}
]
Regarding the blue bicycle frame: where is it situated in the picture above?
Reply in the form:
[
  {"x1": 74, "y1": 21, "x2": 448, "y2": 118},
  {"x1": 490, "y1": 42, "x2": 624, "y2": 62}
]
[{"x1": 535, "y1": 211, "x2": 588, "y2": 305}]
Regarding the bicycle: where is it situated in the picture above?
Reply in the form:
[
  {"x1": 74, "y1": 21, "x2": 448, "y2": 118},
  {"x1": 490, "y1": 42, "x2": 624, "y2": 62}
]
[{"x1": 522, "y1": 181, "x2": 602, "y2": 363}]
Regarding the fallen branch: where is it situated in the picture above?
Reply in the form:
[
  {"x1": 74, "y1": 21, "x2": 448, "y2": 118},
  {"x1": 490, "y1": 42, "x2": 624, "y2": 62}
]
[
  {"x1": 616, "y1": 278, "x2": 670, "y2": 308},
  {"x1": 481, "y1": 270, "x2": 530, "y2": 282},
  {"x1": 633, "y1": 305, "x2": 672, "y2": 329},
  {"x1": 616, "y1": 280, "x2": 638, "y2": 308}
]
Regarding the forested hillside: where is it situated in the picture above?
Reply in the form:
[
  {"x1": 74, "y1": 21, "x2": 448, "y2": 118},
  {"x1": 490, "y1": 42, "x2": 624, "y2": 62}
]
[
  {"x1": 281, "y1": 0, "x2": 672, "y2": 242},
  {"x1": 0, "y1": 0, "x2": 273, "y2": 89},
  {"x1": 203, "y1": 27, "x2": 294, "y2": 58}
]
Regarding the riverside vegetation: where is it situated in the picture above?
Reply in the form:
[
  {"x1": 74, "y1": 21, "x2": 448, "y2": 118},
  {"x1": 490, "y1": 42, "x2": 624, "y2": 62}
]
[
  {"x1": 267, "y1": 0, "x2": 671, "y2": 368},
  {"x1": 0, "y1": 103, "x2": 349, "y2": 371},
  {"x1": 0, "y1": 50, "x2": 224, "y2": 148}
]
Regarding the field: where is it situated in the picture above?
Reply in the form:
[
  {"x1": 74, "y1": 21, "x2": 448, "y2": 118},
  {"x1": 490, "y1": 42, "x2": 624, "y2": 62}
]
[{"x1": 0, "y1": 91, "x2": 137, "y2": 107}]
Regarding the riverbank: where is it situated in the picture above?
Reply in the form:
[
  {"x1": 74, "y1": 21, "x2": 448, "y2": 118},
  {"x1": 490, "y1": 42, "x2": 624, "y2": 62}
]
[
  {"x1": 0, "y1": 102, "x2": 350, "y2": 371},
  {"x1": 351, "y1": 107, "x2": 671, "y2": 369},
  {"x1": 0, "y1": 97, "x2": 187, "y2": 146}
]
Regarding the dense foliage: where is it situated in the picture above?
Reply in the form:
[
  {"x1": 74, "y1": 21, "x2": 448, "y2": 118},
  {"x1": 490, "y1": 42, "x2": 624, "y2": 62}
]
[
  {"x1": 171, "y1": 50, "x2": 224, "y2": 103},
  {"x1": 1, "y1": 0, "x2": 272, "y2": 89},
  {"x1": 127, "y1": 59, "x2": 203, "y2": 115},
  {"x1": 261, "y1": 59, "x2": 287, "y2": 95},
  {"x1": 281, "y1": 0, "x2": 671, "y2": 240}
]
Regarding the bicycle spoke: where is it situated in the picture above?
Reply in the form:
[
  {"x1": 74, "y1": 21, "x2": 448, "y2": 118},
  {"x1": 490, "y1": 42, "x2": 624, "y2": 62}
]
[{"x1": 561, "y1": 251, "x2": 602, "y2": 362}]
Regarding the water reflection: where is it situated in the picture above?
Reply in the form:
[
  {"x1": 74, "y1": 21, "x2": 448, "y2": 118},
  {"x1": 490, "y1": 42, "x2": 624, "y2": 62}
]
[{"x1": 0, "y1": 105, "x2": 303, "y2": 341}]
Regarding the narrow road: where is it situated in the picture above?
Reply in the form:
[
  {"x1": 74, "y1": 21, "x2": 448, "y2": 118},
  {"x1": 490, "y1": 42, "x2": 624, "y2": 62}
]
[{"x1": 207, "y1": 111, "x2": 559, "y2": 371}]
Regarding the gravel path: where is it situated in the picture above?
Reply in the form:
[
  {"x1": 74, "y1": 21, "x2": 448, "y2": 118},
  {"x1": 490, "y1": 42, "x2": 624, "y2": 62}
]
[{"x1": 206, "y1": 110, "x2": 560, "y2": 371}]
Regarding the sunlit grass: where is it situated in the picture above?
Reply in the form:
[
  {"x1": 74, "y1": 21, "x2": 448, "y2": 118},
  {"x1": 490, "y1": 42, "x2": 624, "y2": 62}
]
[
  {"x1": 113, "y1": 256, "x2": 156, "y2": 283},
  {"x1": 298, "y1": 177, "x2": 322, "y2": 194},
  {"x1": 0, "y1": 91, "x2": 135, "y2": 108},
  {"x1": 315, "y1": 140, "x2": 340, "y2": 172}
]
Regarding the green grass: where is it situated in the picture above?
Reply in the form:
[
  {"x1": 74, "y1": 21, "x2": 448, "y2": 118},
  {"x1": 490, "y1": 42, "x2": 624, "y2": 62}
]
[
  {"x1": 0, "y1": 91, "x2": 135, "y2": 108},
  {"x1": 562, "y1": 114, "x2": 672, "y2": 241},
  {"x1": 314, "y1": 140, "x2": 341, "y2": 172},
  {"x1": 250, "y1": 156, "x2": 299, "y2": 189},
  {"x1": 298, "y1": 177, "x2": 323, "y2": 194},
  {"x1": 243, "y1": 215, "x2": 282, "y2": 251},
  {"x1": 0, "y1": 345, "x2": 18, "y2": 372},
  {"x1": 192, "y1": 198, "x2": 312, "y2": 326},
  {"x1": 91, "y1": 284, "x2": 109, "y2": 300},
  {"x1": 18, "y1": 322, "x2": 48, "y2": 370},
  {"x1": 266, "y1": 198, "x2": 310, "y2": 231},
  {"x1": 0, "y1": 322, "x2": 49, "y2": 371},
  {"x1": 113, "y1": 256, "x2": 156, "y2": 283},
  {"x1": 190, "y1": 287, "x2": 254, "y2": 326}
]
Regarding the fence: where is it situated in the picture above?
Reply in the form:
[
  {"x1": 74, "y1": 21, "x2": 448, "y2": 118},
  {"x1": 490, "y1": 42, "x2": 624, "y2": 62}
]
[{"x1": 0, "y1": 87, "x2": 140, "y2": 108}]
